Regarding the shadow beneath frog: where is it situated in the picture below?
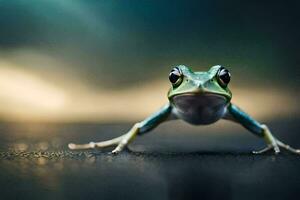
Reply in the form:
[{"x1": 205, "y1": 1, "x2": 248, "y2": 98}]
[{"x1": 88, "y1": 145, "x2": 287, "y2": 158}]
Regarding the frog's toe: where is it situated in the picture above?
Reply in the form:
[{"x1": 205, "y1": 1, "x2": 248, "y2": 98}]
[
  {"x1": 68, "y1": 142, "x2": 98, "y2": 150},
  {"x1": 252, "y1": 144, "x2": 279, "y2": 154},
  {"x1": 111, "y1": 148, "x2": 122, "y2": 154},
  {"x1": 68, "y1": 143, "x2": 76, "y2": 149},
  {"x1": 67, "y1": 136, "x2": 124, "y2": 150},
  {"x1": 111, "y1": 139, "x2": 129, "y2": 154},
  {"x1": 277, "y1": 140, "x2": 300, "y2": 155},
  {"x1": 253, "y1": 140, "x2": 300, "y2": 155}
]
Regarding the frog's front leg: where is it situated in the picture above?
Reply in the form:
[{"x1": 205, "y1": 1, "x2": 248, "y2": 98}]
[
  {"x1": 224, "y1": 103, "x2": 300, "y2": 154},
  {"x1": 68, "y1": 103, "x2": 173, "y2": 154}
]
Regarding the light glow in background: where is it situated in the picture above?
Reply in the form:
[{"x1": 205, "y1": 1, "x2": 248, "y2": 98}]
[{"x1": 0, "y1": 1, "x2": 299, "y2": 123}]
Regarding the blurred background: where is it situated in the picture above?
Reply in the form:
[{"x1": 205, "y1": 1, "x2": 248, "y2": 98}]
[
  {"x1": 1, "y1": 1, "x2": 300, "y2": 200},
  {"x1": 0, "y1": 0, "x2": 299, "y2": 123}
]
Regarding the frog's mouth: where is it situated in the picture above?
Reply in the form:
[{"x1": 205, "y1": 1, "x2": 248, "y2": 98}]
[
  {"x1": 171, "y1": 93, "x2": 227, "y2": 103},
  {"x1": 171, "y1": 93, "x2": 228, "y2": 125}
]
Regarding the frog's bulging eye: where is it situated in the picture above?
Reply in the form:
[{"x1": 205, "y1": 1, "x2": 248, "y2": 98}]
[
  {"x1": 169, "y1": 67, "x2": 183, "y2": 86},
  {"x1": 217, "y1": 67, "x2": 231, "y2": 87}
]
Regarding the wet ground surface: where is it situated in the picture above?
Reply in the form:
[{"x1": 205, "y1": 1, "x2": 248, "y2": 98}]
[{"x1": 0, "y1": 117, "x2": 300, "y2": 200}]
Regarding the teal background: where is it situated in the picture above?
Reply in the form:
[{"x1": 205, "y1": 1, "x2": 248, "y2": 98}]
[
  {"x1": 0, "y1": 2, "x2": 300, "y2": 200},
  {"x1": 0, "y1": 0, "x2": 299, "y2": 87}
]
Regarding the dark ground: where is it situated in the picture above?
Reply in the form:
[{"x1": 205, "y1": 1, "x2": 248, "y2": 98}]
[{"x1": 0, "y1": 117, "x2": 300, "y2": 200}]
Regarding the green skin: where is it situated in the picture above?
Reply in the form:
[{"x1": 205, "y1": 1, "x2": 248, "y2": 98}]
[{"x1": 69, "y1": 65, "x2": 300, "y2": 155}]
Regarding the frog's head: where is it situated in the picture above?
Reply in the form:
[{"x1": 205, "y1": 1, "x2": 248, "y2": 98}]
[{"x1": 167, "y1": 65, "x2": 232, "y2": 102}]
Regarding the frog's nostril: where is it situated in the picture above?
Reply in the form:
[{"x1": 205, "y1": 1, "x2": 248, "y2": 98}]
[{"x1": 197, "y1": 83, "x2": 204, "y2": 89}]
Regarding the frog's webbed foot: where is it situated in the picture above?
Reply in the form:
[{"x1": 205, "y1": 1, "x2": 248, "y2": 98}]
[
  {"x1": 68, "y1": 123, "x2": 140, "y2": 154},
  {"x1": 252, "y1": 124, "x2": 300, "y2": 155}
]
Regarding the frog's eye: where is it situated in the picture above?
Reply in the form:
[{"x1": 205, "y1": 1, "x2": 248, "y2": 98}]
[
  {"x1": 217, "y1": 67, "x2": 231, "y2": 87},
  {"x1": 169, "y1": 67, "x2": 183, "y2": 86}
]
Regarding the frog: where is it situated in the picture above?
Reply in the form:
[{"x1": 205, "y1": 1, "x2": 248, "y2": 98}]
[{"x1": 68, "y1": 65, "x2": 300, "y2": 155}]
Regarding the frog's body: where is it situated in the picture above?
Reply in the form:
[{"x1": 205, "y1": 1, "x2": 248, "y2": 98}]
[
  {"x1": 171, "y1": 93, "x2": 228, "y2": 125},
  {"x1": 69, "y1": 65, "x2": 300, "y2": 155}
]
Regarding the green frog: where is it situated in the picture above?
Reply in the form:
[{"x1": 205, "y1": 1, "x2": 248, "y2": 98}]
[{"x1": 68, "y1": 65, "x2": 299, "y2": 154}]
